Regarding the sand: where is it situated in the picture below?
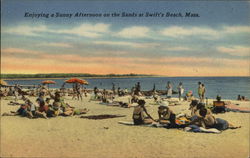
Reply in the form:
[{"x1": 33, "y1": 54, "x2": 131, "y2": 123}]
[{"x1": 0, "y1": 95, "x2": 249, "y2": 158}]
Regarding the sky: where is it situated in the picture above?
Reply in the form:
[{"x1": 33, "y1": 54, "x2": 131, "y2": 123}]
[{"x1": 1, "y1": 0, "x2": 250, "y2": 76}]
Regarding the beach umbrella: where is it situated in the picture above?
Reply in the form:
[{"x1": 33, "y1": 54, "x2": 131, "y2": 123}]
[
  {"x1": 41, "y1": 80, "x2": 56, "y2": 89},
  {"x1": 42, "y1": 80, "x2": 56, "y2": 84},
  {"x1": 65, "y1": 78, "x2": 89, "y2": 85},
  {"x1": 0, "y1": 79, "x2": 8, "y2": 86}
]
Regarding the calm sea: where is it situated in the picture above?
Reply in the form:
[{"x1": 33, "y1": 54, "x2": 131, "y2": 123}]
[{"x1": 4, "y1": 77, "x2": 250, "y2": 100}]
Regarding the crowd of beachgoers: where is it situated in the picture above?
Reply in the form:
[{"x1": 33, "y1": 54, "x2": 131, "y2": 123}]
[{"x1": 0, "y1": 79, "x2": 249, "y2": 133}]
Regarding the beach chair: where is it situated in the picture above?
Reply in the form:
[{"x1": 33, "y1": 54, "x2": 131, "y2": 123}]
[{"x1": 212, "y1": 101, "x2": 226, "y2": 113}]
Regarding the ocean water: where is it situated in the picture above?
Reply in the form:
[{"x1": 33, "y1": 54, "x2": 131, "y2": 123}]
[{"x1": 4, "y1": 77, "x2": 250, "y2": 100}]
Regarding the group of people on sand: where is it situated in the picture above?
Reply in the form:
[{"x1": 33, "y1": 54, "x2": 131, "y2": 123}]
[
  {"x1": 132, "y1": 99, "x2": 240, "y2": 131},
  {"x1": 237, "y1": 95, "x2": 249, "y2": 101},
  {"x1": 2, "y1": 90, "x2": 89, "y2": 119}
]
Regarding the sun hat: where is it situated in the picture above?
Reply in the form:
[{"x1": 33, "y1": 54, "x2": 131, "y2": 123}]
[{"x1": 159, "y1": 101, "x2": 169, "y2": 108}]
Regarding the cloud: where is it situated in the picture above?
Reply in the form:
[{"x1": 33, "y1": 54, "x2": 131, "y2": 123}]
[
  {"x1": 1, "y1": 48, "x2": 42, "y2": 55},
  {"x1": 223, "y1": 26, "x2": 250, "y2": 34},
  {"x1": 161, "y1": 26, "x2": 218, "y2": 39},
  {"x1": 54, "y1": 23, "x2": 110, "y2": 38},
  {"x1": 116, "y1": 26, "x2": 150, "y2": 38},
  {"x1": 38, "y1": 42, "x2": 72, "y2": 48},
  {"x1": 93, "y1": 41, "x2": 160, "y2": 48},
  {"x1": 3, "y1": 25, "x2": 47, "y2": 36},
  {"x1": 3, "y1": 23, "x2": 110, "y2": 38},
  {"x1": 160, "y1": 25, "x2": 250, "y2": 39},
  {"x1": 162, "y1": 46, "x2": 193, "y2": 51},
  {"x1": 217, "y1": 46, "x2": 250, "y2": 56}
]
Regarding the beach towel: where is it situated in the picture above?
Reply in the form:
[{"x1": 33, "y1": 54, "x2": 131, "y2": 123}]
[
  {"x1": 184, "y1": 125, "x2": 221, "y2": 134},
  {"x1": 118, "y1": 121, "x2": 169, "y2": 128},
  {"x1": 81, "y1": 114, "x2": 126, "y2": 120},
  {"x1": 225, "y1": 104, "x2": 250, "y2": 113},
  {"x1": 99, "y1": 102, "x2": 120, "y2": 106}
]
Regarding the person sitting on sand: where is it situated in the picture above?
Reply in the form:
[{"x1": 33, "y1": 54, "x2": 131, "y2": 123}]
[
  {"x1": 44, "y1": 98, "x2": 56, "y2": 117},
  {"x1": 21, "y1": 96, "x2": 47, "y2": 119},
  {"x1": 241, "y1": 96, "x2": 249, "y2": 101},
  {"x1": 189, "y1": 100, "x2": 199, "y2": 117},
  {"x1": 188, "y1": 100, "x2": 212, "y2": 121},
  {"x1": 0, "y1": 89, "x2": 8, "y2": 97},
  {"x1": 237, "y1": 95, "x2": 249, "y2": 101},
  {"x1": 190, "y1": 107, "x2": 241, "y2": 130},
  {"x1": 132, "y1": 99, "x2": 155, "y2": 125},
  {"x1": 49, "y1": 91, "x2": 65, "y2": 115},
  {"x1": 184, "y1": 91, "x2": 194, "y2": 102},
  {"x1": 158, "y1": 101, "x2": 176, "y2": 126},
  {"x1": 27, "y1": 99, "x2": 48, "y2": 119},
  {"x1": 131, "y1": 95, "x2": 139, "y2": 103},
  {"x1": 49, "y1": 91, "x2": 75, "y2": 116},
  {"x1": 36, "y1": 92, "x2": 47, "y2": 112}
]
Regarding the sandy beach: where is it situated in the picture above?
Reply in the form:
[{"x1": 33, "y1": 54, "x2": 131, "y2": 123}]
[{"x1": 0, "y1": 95, "x2": 249, "y2": 158}]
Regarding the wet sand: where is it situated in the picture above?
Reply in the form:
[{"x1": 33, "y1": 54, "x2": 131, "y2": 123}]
[{"x1": 1, "y1": 95, "x2": 249, "y2": 158}]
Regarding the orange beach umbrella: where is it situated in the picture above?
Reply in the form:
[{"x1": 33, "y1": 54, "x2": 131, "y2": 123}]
[
  {"x1": 65, "y1": 78, "x2": 88, "y2": 85},
  {"x1": 42, "y1": 80, "x2": 56, "y2": 84}
]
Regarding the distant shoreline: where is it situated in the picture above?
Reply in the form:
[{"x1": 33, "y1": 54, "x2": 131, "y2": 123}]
[
  {"x1": 1, "y1": 76, "x2": 249, "y2": 80},
  {"x1": 0, "y1": 73, "x2": 157, "y2": 80},
  {"x1": 2, "y1": 75, "x2": 162, "y2": 80}
]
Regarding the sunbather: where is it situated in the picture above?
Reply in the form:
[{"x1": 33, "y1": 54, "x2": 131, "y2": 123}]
[
  {"x1": 189, "y1": 107, "x2": 241, "y2": 130},
  {"x1": 158, "y1": 101, "x2": 176, "y2": 126},
  {"x1": 132, "y1": 99, "x2": 155, "y2": 125}
]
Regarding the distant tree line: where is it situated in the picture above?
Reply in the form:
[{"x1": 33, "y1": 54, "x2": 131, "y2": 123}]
[{"x1": 1, "y1": 73, "x2": 154, "y2": 79}]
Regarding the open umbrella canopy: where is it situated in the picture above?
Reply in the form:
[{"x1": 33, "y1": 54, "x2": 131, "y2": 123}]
[
  {"x1": 42, "y1": 80, "x2": 56, "y2": 84},
  {"x1": 65, "y1": 78, "x2": 88, "y2": 85},
  {"x1": 0, "y1": 79, "x2": 8, "y2": 86}
]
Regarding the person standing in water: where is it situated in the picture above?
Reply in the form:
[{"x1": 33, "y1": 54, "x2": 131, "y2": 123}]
[
  {"x1": 177, "y1": 82, "x2": 184, "y2": 101},
  {"x1": 201, "y1": 84, "x2": 206, "y2": 103},
  {"x1": 198, "y1": 82, "x2": 202, "y2": 102},
  {"x1": 166, "y1": 81, "x2": 172, "y2": 99}
]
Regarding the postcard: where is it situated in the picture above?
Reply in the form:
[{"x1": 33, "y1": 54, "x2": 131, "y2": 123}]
[{"x1": 1, "y1": 1, "x2": 249, "y2": 158}]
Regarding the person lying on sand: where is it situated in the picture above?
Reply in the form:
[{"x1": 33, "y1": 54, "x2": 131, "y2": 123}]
[
  {"x1": 2, "y1": 103, "x2": 28, "y2": 117},
  {"x1": 132, "y1": 99, "x2": 156, "y2": 125},
  {"x1": 3, "y1": 98, "x2": 48, "y2": 119},
  {"x1": 73, "y1": 108, "x2": 89, "y2": 115},
  {"x1": 189, "y1": 107, "x2": 241, "y2": 130}
]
